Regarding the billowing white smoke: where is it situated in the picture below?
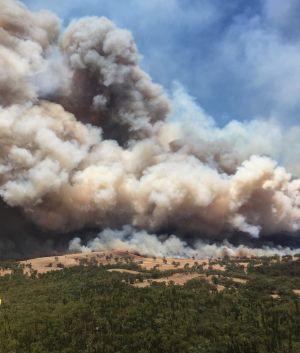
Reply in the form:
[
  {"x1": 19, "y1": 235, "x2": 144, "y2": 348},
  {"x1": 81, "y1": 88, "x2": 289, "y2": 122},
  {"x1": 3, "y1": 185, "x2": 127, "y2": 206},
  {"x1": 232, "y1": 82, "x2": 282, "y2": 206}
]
[
  {"x1": 69, "y1": 226, "x2": 298, "y2": 258},
  {"x1": 0, "y1": 0, "x2": 62, "y2": 105},
  {"x1": 1, "y1": 0, "x2": 300, "y2": 257}
]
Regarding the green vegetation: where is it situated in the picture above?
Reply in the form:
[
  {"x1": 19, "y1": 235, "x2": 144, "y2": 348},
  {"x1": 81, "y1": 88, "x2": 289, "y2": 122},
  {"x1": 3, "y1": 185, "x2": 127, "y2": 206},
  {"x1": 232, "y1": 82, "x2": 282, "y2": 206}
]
[{"x1": 0, "y1": 258, "x2": 299, "y2": 353}]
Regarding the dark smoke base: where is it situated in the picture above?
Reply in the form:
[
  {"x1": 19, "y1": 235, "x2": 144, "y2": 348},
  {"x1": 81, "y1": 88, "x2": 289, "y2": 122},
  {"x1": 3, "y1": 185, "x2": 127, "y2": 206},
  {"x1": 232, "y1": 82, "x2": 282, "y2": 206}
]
[{"x1": 1, "y1": 204, "x2": 300, "y2": 260}]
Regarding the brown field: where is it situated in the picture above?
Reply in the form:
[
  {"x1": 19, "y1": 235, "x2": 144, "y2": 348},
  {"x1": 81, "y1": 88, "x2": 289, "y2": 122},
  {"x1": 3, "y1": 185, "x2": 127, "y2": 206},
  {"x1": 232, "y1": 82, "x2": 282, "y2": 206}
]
[
  {"x1": 3, "y1": 250, "x2": 298, "y2": 292},
  {"x1": 133, "y1": 272, "x2": 201, "y2": 287},
  {"x1": 0, "y1": 269, "x2": 12, "y2": 276},
  {"x1": 7, "y1": 249, "x2": 295, "y2": 277},
  {"x1": 0, "y1": 251, "x2": 237, "y2": 290},
  {"x1": 133, "y1": 272, "x2": 226, "y2": 291},
  {"x1": 13, "y1": 250, "x2": 215, "y2": 275},
  {"x1": 0, "y1": 250, "x2": 266, "y2": 279}
]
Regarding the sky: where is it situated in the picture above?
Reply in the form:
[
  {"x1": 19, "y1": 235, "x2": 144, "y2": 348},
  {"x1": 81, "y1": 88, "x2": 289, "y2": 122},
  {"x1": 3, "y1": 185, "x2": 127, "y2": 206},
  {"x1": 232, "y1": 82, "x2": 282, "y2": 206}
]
[{"x1": 23, "y1": 0, "x2": 300, "y2": 127}]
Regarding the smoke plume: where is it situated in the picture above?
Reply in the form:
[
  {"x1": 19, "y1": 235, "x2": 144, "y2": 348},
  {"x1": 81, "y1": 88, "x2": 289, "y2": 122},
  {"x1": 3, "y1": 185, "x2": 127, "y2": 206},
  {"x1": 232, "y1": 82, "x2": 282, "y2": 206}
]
[
  {"x1": 69, "y1": 226, "x2": 300, "y2": 259},
  {"x1": 1, "y1": 0, "x2": 300, "y2": 259}
]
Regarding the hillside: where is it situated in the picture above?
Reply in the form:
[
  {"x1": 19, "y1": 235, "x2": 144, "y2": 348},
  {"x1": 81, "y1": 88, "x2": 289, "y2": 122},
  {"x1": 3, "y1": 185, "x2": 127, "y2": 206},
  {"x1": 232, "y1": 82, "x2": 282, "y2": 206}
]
[{"x1": 0, "y1": 253, "x2": 300, "y2": 352}]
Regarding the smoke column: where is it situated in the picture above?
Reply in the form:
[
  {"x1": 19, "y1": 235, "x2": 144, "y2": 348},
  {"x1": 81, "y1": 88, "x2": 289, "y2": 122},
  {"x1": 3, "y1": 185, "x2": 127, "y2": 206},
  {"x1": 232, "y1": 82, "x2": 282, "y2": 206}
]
[{"x1": 1, "y1": 0, "x2": 300, "y2": 259}]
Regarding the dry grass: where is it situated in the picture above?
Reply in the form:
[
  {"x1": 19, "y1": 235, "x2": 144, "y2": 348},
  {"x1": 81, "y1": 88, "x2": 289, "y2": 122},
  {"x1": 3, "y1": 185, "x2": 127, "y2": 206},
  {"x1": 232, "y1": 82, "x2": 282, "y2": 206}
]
[
  {"x1": 107, "y1": 269, "x2": 141, "y2": 275},
  {"x1": 0, "y1": 269, "x2": 12, "y2": 276},
  {"x1": 231, "y1": 277, "x2": 248, "y2": 284},
  {"x1": 0, "y1": 251, "x2": 260, "y2": 293},
  {"x1": 271, "y1": 294, "x2": 280, "y2": 299},
  {"x1": 133, "y1": 273, "x2": 226, "y2": 292},
  {"x1": 133, "y1": 273, "x2": 201, "y2": 287},
  {"x1": 13, "y1": 250, "x2": 212, "y2": 275}
]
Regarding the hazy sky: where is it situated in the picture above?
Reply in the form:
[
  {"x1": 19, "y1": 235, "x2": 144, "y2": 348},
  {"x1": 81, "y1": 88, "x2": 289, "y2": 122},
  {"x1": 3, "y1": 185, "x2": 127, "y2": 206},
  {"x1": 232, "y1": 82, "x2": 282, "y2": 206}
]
[{"x1": 23, "y1": 0, "x2": 300, "y2": 126}]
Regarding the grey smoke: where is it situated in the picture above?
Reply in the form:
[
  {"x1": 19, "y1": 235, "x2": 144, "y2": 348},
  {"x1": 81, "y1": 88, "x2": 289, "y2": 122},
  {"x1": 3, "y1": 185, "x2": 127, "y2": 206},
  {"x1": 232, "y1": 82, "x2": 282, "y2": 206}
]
[
  {"x1": 60, "y1": 16, "x2": 170, "y2": 142},
  {"x1": 0, "y1": 0, "x2": 300, "y2": 259}
]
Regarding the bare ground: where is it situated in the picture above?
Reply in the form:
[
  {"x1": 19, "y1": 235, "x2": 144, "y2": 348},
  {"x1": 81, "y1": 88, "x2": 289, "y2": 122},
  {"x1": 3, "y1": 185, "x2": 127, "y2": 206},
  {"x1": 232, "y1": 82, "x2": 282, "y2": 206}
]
[{"x1": 293, "y1": 289, "x2": 300, "y2": 297}]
